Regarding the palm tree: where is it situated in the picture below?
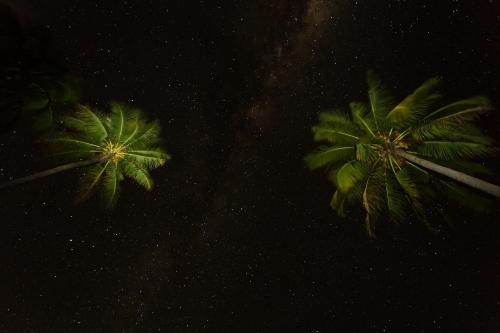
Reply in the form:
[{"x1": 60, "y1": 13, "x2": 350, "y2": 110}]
[
  {"x1": 305, "y1": 71, "x2": 500, "y2": 237},
  {"x1": 0, "y1": 102, "x2": 170, "y2": 208}
]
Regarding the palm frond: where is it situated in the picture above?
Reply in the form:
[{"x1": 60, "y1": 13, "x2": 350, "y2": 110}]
[
  {"x1": 413, "y1": 96, "x2": 493, "y2": 139},
  {"x1": 332, "y1": 162, "x2": 372, "y2": 211},
  {"x1": 318, "y1": 109, "x2": 351, "y2": 123},
  {"x1": 362, "y1": 162, "x2": 385, "y2": 217},
  {"x1": 107, "y1": 101, "x2": 127, "y2": 141},
  {"x1": 75, "y1": 162, "x2": 108, "y2": 203},
  {"x1": 312, "y1": 121, "x2": 362, "y2": 145},
  {"x1": 433, "y1": 179, "x2": 494, "y2": 213},
  {"x1": 403, "y1": 161, "x2": 431, "y2": 183},
  {"x1": 346, "y1": 172, "x2": 370, "y2": 206},
  {"x1": 350, "y1": 102, "x2": 376, "y2": 136},
  {"x1": 366, "y1": 70, "x2": 394, "y2": 132},
  {"x1": 33, "y1": 107, "x2": 54, "y2": 131},
  {"x1": 125, "y1": 147, "x2": 170, "y2": 169},
  {"x1": 107, "y1": 101, "x2": 140, "y2": 142},
  {"x1": 355, "y1": 136, "x2": 384, "y2": 163},
  {"x1": 446, "y1": 125, "x2": 496, "y2": 145},
  {"x1": 43, "y1": 132, "x2": 101, "y2": 149},
  {"x1": 304, "y1": 145, "x2": 355, "y2": 170},
  {"x1": 407, "y1": 198, "x2": 437, "y2": 234},
  {"x1": 391, "y1": 162, "x2": 428, "y2": 226},
  {"x1": 330, "y1": 160, "x2": 371, "y2": 193},
  {"x1": 120, "y1": 160, "x2": 154, "y2": 190},
  {"x1": 330, "y1": 189, "x2": 349, "y2": 216},
  {"x1": 412, "y1": 123, "x2": 466, "y2": 141},
  {"x1": 20, "y1": 83, "x2": 50, "y2": 112},
  {"x1": 365, "y1": 213, "x2": 376, "y2": 238},
  {"x1": 391, "y1": 159, "x2": 422, "y2": 204},
  {"x1": 412, "y1": 141, "x2": 497, "y2": 161},
  {"x1": 385, "y1": 78, "x2": 441, "y2": 130},
  {"x1": 62, "y1": 105, "x2": 108, "y2": 144},
  {"x1": 384, "y1": 169, "x2": 407, "y2": 224},
  {"x1": 424, "y1": 95, "x2": 491, "y2": 122},
  {"x1": 101, "y1": 162, "x2": 121, "y2": 209},
  {"x1": 124, "y1": 120, "x2": 162, "y2": 149},
  {"x1": 412, "y1": 119, "x2": 496, "y2": 142},
  {"x1": 42, "y1": 132, "x2": 102, "y2": 162},
  {"x1": 32, "y1": 65, "x2": 80, "y2": 104}
]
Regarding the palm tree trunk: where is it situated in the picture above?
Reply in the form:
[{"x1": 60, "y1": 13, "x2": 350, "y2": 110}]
[
  {"x1": 0, "y1": 154, "x2": 113, "y2": 189},
  {"x1": 395, "y1": 149, "x2": 500, "y2": 198}
]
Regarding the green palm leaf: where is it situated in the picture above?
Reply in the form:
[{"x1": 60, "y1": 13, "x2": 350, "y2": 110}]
[
  {"x1": 331, "y1": 189, "x2": 349, "y2": 216},
  {"x1": 434, "y1": 179, "x2": 493, "y2": 213},
  {"x1": 331, "y1": 160, "x2": 370, "y2": 193},
  {"x1": 405, "y1": 158, "x2": 494, "y2": 213},
  {"x1": 120, "y1": 160, "x2": 154, "y2": 190},
  {"x1": 350, "y1": 102, "x2": 376, "y2": 136},
  {"x1": 386, "y1": 78, "x2": 441, "y2": 129},
  {"x1": 124, "y1": 120, "x2": 162, "y2": 149},
  {"x1": 447, "y1": 125, "x2": 497, "y2": 145},
  {"x1": 362, "y1": 162, "x2": 385, "y2": 217},
  {"x1": 366, "y1": 70, "x2": 394, "y2": 132},
  {"x1": 355, "y1": 136, "x2": 384, "y2": 163},
  {"x1": 403, "y1": 161, "x2": 434, "y2": 185},
  {"x1": 331, "y1": 161, "x2": 372, "y2": 216},
  {"x1": 107, "y1": 101, "x2": 128, "y2": 141},
  {"x1": 423, "y1": 95, "x2": 491, "y2": 122},
  {"x1": 75, "y1": 162, "x2": 108, "y2": 203},
  {"x1": 33, "y1": 108, "x2": 54, "y2": 131},
  {"x1": 413, "y1": 96, "x2": 493, "y2": 139},
  {"x1": 107, "y1": 101, "x2": 140, "y2": 142},
  {"x1": 42, "y1": 131, "x2": 102, "y2": 161},
  {"x1": 312, "y1": 111, "x2": 363, "y2": 144},
  {"x1": 20, "y1": 83, "x2": 50, "y2": 112},
  {"x1": 304, "y1": 145, "x2": 355, "y2": 170},
  {"x1": 62, "y1": 105, "x2": 108, "y2": 144},
  {"x1": 43, "y1": 132, "x2": 101, "y2": 150},
  {"x1": 101, "y1": 162, "x2": 121, "y2": 209},
  {"x1": 125, "y1": 147, "x2": 170, "y2": 169},
  {"x1": 384, "y1": 169, "x2": 407, "y2": 224},
  {"x1": 413, "y1": 141, "x2": 497, "y2": 161},
  {"x1": 312, "y1": 123, "x2": 361, "y2": 145},
  {"x1": 318, "y1": 109, "x2": 351, "y2": 124},
  {"x1": 35, "y1": 70, "x2": 80, "y2": 104},
  {"x1": 391, "y1": 164, "x2": 427, "y2": 223}
]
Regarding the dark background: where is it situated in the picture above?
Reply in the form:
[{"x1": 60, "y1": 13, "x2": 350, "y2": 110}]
[{"x1": 1, "y1": 1, "x2": 500, "y2": 332}]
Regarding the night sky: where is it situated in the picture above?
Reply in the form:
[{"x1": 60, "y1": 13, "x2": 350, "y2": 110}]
[{"x1": 2, "y1": 1, "x2": 500, "y2": 332}]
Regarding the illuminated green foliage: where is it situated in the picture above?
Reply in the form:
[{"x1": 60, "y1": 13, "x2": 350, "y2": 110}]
[
  {"x1": 305, "y1": 71, "x2": 498, "y2": 237},
  {"x1": 43, "y1": 102, "x2": 170, "y2": 208},
  {"x1": 0, "y1": 102, "x2": 170, "y2": 209}
]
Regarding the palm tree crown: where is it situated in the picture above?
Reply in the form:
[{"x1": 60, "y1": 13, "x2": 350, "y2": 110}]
[
  {"x1": 38, "y1": 101, "x2": 169, "y2": 208},
  {"x1": 305, "y1": 71, "x2": 499, "y2": 237}
]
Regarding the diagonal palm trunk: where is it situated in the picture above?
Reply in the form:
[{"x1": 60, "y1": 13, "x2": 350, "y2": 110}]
[
  {"x1": 0, "y1": 154, "x2": 113, "y2": 189},
  {"x1": 396, "y1": 149, "x2": 500, "y2": 198}
]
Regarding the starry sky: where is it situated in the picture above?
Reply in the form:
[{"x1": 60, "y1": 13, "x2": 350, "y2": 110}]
[{"x1": 1, "y1": 0, "x2": 500, "y2": 332}]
